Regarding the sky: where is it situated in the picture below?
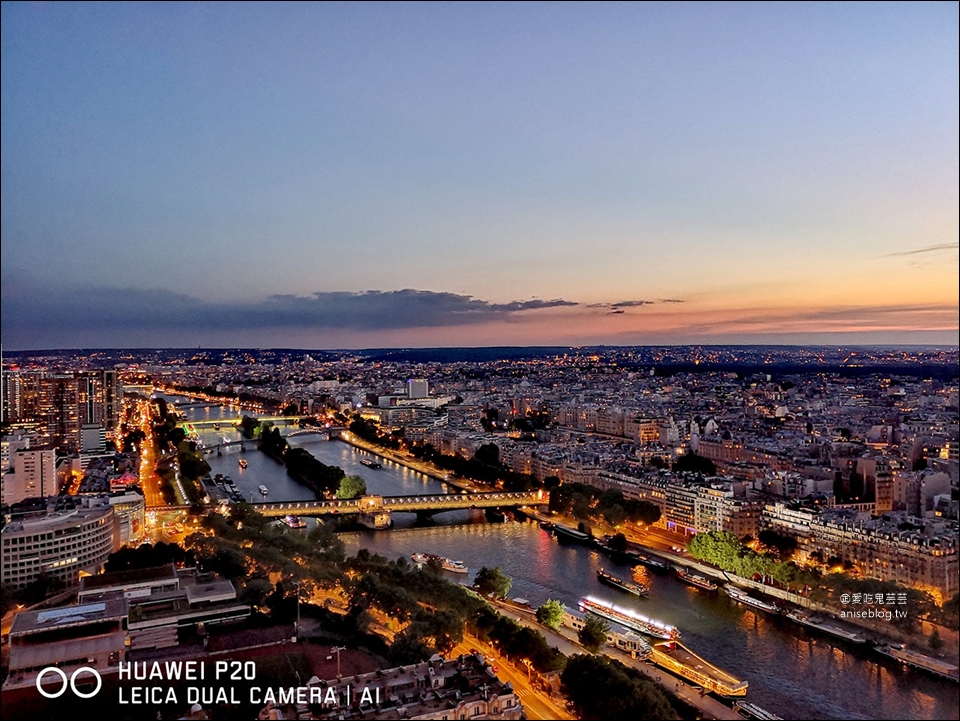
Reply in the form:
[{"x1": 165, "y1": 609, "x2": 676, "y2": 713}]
[{"x1": 2, "y1": 2, "x2": 958, "y2": 350}]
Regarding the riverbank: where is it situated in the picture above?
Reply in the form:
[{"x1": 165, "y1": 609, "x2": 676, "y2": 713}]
[
  {"x1": 529, "y1": 507, "x2": 960, "y2": 673},
  {"x1": 334, "y1": 431, "x2": 958, "y2": 666},
  {"x1": 336, "y1": 433, "x2": 480, "y2": 491},
  {"x1": 485, "y1": 596, "x2": 742, "y2": 720}
]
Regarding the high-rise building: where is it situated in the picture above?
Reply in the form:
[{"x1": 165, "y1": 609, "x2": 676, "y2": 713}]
[
  {"x1": 8, "y1": 370, "x2": 123, "y2": 453},
  {"x1": 407, "y1": 378, "x2": 429, "y2": 399},
  {"x1": 2, "y1": 447, "x2": 58, "y2": 505}
]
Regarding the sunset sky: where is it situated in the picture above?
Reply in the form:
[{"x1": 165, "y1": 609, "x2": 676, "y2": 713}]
[{"x1": 2, "y1": 2, "x2": 957, "y2": 349}]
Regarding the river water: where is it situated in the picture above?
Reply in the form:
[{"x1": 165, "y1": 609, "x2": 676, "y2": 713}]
[{"x1": 170, "y1": 397, "x2": 959, "y2": 720}]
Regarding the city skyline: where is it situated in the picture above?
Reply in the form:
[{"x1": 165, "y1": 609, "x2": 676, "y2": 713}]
[{"x1": 2, "y1": 3, "x2": 958, "y2": 349}]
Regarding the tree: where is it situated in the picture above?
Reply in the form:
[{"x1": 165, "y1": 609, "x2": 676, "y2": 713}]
[
  {"x1": 929, "y1": 627, "x2": 943, "y2": 651},
  {"x1": 673, "y1": 452, "x2": 716, "y2": 475},
  {"x1": 562, "y1": 654, "x2": 679, "y2": 720},
  {"x1": 475, "y1": 566, "x2": 512, "y2": 599},
  {"x1": 474, "y1": 443, "x2": 501, "y2": 467},
  {"x1": 239, "y1": 415, "x2": 260, "y2": 439},
  {"x1": 607, "y1": 533, "x2": 628, "y2": 553},
  {"x1": 536, "y1": 599, "x2": 566, "y2": 630},
  {"x1": 578, "y1": 615, "x2": 609, "y2": 653},
  {"x1": 336, "y1": 474, "x2": 367, "y2": 499}
]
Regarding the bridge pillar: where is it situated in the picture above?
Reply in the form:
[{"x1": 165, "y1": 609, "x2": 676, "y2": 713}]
[{"x1": 358, "y1": 511, "x2": 392, "y2": 529}]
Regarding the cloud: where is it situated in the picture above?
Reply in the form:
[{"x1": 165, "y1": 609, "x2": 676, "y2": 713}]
[
  {"x1": 0, "y1": 283, "x2": 581, "y2": 343},
  {"x1": 663, "y1": 303, "x2": 959, "y2": 336},
  {"x1": 587, "y1": 299, "x2": 679, "y2": 309},
  {"x1": 882, "y1": 243, "x2": 959, "y2": 257}
]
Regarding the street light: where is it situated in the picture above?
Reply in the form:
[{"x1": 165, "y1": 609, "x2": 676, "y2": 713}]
[
  {"x1": 332, "y1": 646, "x2": 346, "y2": 678},
  {"x1": 295, "y1": 580, "x2": 301, "y2": 641}
]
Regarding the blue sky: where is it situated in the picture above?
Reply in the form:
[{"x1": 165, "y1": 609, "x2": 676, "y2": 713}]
[{"x1": 2, "y1": 2, "x2": 957, "y2": 348}]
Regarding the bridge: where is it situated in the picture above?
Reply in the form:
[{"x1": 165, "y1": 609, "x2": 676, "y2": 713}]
[
  {"x1": 254, "y1": 490, "x2": 543, "y2": 516},
  {"x1": 149, "y1": 491, "x2": 546, "y2": 528},
  {"x1": 198, "y1": 426, "x2": 346, "y2": 454},
  {"x1": 182, "y1": 416, "x2": 314, "y2": 429}
]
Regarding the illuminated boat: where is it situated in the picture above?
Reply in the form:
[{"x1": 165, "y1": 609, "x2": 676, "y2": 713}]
[
  {"x1": 411, "y1": 553, "x2": 468, "y2": 573},
  {"x1": 650, "y1": 640, "x2": 748, "y2": 697},
  {"x1": 579, "y1": 596, "x2": 678, "y2": 640},
  {"x1": 281, "y1": 515, "x2": 306, "y2": 529}
]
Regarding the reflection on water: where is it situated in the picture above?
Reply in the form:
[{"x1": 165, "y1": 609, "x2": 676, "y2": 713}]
[{"x1": 165, "y1": 396, "x2": 958, "y2": 720}]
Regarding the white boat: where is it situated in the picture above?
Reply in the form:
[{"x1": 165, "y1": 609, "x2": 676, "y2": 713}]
[
  {"x1": 258, "y1": 484, "x2": 269, "y2": 496},
  {"x1": 442, "y1": 558, "x2": 468, "y2": 573},
  {"x1": 281, "y1": 515, "x2": 306, "y2": 529},
  {"x1": 579, "y1": 596, "x2": 679, "y2": 640},
  {"x1": 411, "y1": 553, "x2": 468, "y2": 573}
]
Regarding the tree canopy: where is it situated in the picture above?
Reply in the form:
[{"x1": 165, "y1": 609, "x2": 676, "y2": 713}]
[
  {"x1": 536, "y1": 599, "x2": 566, "y2": 630},
  {"x1": 474, "y1": 566, "x2": 512, "y2": 599}
]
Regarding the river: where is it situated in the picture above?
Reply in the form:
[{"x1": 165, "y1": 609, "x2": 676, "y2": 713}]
[{"x1": 168, "y1": 396, "x2": 959, "y2": 720}]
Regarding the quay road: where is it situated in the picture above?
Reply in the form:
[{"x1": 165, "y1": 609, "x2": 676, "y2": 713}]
[
  {"x1": 450, "y1": 636, "x2": 575, "y2": 721},
  {"x1": 485, "y1": 597, "x2": 741, "y2": 721}
]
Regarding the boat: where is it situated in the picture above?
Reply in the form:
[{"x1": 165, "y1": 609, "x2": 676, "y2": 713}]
[
  {"x1": 873, "y1": 643, "x2": 960, "y2": 682},
  {"x1": 238, "y1": 458, "x2": 248, "y2": 469},
  {"x1": 360, "y1": 458, "x2": 382, "y2": 469},
  {"x1": 579, "y1": 596, "x2": 679, "y2": 640},
  {"x1": 411, "y1": 553, "x2": 468, "y2": 573},
  {"x1": 630, "y1": 552, "x2": 672, "y2": 572},
  {"x1": 734, "y1": 701, "x2": 783, "y2": 720},
  {"x1": 442, "y1": 558, "x2": 468, "y2": 573},
  {"x1": 281, "y1": 515, "x2": 307, "y2": 529},
  {"x1": 724, "y1": 584, "x2": 780, "y2": 614},
  {"x1": 784, "y1": 610, "x2": 867, "y2": 644},
  {"x1": 553, "y1": 524, "x2": 590, "y2": 542},
  {"x1": 650, "y1": 640, "x2": 748, "y2": 697},
  {"x1": 258, "y1": 484, "x2": 269, "y2": 496},
  {"x1": 538, "y1": 520, "x2": 554, "y2": 530},
  {"x1": 597, "y1": 568, "x2": 648, "y2": 597},
  {"x1": 675, "y1": 567, "x2": 719, "y2": 591}
]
